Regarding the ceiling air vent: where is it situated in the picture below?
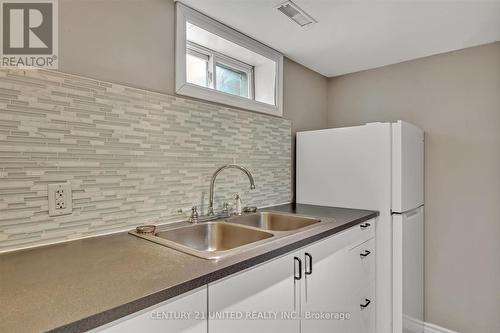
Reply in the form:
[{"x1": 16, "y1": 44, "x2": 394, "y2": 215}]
[{"x1": 277, "y1": 1, "x2": 317, "y2": 27}]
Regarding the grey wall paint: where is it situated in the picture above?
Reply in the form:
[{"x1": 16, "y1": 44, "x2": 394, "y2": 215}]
[
  {"x1": 59, "y1": 0, "x2": 176, "y2": 96},
  {"x1": 283, "y1": 58, "x2": 328, "y2": 199},
  {"x1": 58, "y1": 0, "x2": 328, "y2": 139},
  {"x1": 327, "y1": 42, "x2": 500, "y2": 333}
]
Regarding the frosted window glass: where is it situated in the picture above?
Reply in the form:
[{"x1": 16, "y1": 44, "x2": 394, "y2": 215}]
[
  {"x1": 215, "y1": 64, "x2": 249, "y2": 98},
  {"x1": 186, "y1": 53, "x2": 208, "y2": 87}
]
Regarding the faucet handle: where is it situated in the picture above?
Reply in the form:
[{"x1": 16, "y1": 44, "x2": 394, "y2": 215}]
[
  {"x1": 243, "y1": 206, "x2": 258, "y2": 213},
  {"x1": 221, "y1": 202, "x2": 234, "y2": 217},
  {"x1": 189, "y1": 206, "x2": 199, "y2": 223}
]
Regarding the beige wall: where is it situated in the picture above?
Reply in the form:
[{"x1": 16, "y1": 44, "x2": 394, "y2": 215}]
[
  {"x1": 283, "y1": 58, "x2": 328, "y2": 133},
  {"x1": 58, "y1": 1, "x2": 328, "y2": 193},
  {"x1": 283, "y1": 58, "x2": 328, "y2": 198},
  {"x1": 327, "y1": 42, "x2": 500, "y2": 333},
  {"x1": 60, "y1": 0, "x2": 176, "y2": 95}
]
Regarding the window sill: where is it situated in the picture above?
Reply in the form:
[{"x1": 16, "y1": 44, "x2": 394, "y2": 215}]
[{"x1": 176, "y1": 83, "x2": 283, "y2": 117}]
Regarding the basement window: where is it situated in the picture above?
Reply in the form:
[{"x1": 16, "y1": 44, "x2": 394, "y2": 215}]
[
  {"x1": 186, "y1": 40, "x2": 253, "y2": 99},
  {"x1": 176, "y1": 3, "x2": 284, "y2": 116}
]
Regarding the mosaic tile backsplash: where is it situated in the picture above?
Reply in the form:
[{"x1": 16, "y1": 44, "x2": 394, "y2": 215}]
[{"x1": 0, "y1": 69, "x2": 291, "y2": 252}]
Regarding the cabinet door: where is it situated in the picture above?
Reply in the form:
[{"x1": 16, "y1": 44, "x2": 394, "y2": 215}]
[
  {"x1": 93, "y1": 286, "x2": 207, "y2": 333},
  {"x1": 301, "y1": 227, "x2": 375, "y2": 333},
  {"x1": 301, "y1": 243, "x2": 353, "y2": 332},
  {"x1": 208, "y1": 251, "x2": 300, "y2": 333}
]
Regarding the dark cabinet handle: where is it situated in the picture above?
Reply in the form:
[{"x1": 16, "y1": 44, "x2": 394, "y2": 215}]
[
  {"x1": 360, "y1": 223, "x2": 371, "y2": 229},
  {"x1": 305, "y1": 253, "x2": 313, "y2": 275},
  {"x1": 360, "y1": 250, "x2": 371, "y2": 258},
  {"x1": 360, "y1": 298, "x2": 371, "y2": 309},
  {"x1": 294, "y1": 257, "x2": 302, "y2": 280}
]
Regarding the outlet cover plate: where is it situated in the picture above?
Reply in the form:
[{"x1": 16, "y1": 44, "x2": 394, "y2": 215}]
[{"x1": 48, "y1": 182, "x2": 73, "y2": 216}]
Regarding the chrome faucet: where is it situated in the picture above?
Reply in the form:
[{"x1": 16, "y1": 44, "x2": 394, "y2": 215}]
[{"x1": 208, "y1": 164, "x2": 255, "y2": 216}]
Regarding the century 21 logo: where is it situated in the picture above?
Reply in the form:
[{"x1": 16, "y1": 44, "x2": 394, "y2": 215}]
[{"x1": 2, "y1": 1, "x2": 53, "y2": 55}]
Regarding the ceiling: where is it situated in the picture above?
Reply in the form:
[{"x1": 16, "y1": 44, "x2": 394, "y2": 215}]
[{"x1": 179, "y1": 0, "x2": 500, "y2": 77}]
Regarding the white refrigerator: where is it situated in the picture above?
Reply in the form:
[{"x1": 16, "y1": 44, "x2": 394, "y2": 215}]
[{"x1": 296, "y1": 121, "x2": 424, "y2": 333}]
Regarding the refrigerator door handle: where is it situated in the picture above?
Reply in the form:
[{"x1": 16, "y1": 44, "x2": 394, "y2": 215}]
[{"x1": 404, "y1": 209, "x2": 420, "y2": 218}]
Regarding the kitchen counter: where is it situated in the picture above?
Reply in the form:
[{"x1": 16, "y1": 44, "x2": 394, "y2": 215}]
[{"x1": 0, "y1": 203, "x2": 378, "y2": 333}]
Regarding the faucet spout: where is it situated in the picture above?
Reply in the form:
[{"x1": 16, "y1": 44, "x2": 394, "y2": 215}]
[{"x1": 208, "y1": 164, "x2": 255, "y2": 215}]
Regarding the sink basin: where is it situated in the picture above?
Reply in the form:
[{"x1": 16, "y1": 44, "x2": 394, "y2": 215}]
[
  {"x1": 130, "y1": 212, "x2": 321, "y2": 260},
  {"x1": 143, "y1": 222, "x2": 273, "y2": 259},
  {"x1": 226, "y1": 212, "x2": 320, "y2": 231}
]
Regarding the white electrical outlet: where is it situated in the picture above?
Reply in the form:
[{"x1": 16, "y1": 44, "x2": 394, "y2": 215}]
[{"x1": 48, "y1": 182, "x2": 73, "y2": 216}]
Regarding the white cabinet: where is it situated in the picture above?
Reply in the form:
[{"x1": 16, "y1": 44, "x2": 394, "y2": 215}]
[
  {"x1": 208, "y1": 219, "x2": 376, "y2": 333},
  {"x1": 208, "y1": 250, "x2": 301, "y2": 333},
  {"x1": 301, "y1": 244, "x2": 353, "y2": 332},
  {"x1": 92, "y1": 286, "x2": 207, "y2": 333},
  {"x1": 301, "y1": 222, "x2": 375, "y2": 333}
]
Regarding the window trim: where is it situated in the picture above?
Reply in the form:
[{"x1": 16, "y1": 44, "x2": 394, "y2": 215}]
[
  {"x1": 175, "y1": 3, "x2": 284, "y2": 117},
  {"x1": 187, "y1": 47, "x2": 209, "y2": 63}
]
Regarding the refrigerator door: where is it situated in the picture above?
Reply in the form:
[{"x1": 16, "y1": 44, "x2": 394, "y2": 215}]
[
  {"x1": 296, "y1": 123, "x2": 394, "y2": 333},
  {"x1": 392, "y1": 121, "x2": 424, "y2": 213},
  {"x1": 393, "y1": 207, "x2": 424, "y2": 333}
]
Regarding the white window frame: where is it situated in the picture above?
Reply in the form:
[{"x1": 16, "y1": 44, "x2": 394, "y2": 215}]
[
  {"x1": 187, "y1": 41, "x2": 255, "y2": 99},
  {"x1": 175, "y1": 3, "x2": 284, "y2": 117}
]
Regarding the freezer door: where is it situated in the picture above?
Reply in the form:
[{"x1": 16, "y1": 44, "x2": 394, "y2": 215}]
[
  {"x1": 296, "y1": 123, "x2": 392, "y2": 210},
  {"x1": 392, "y1": 121, "x2": 424, "y2": 213},
  {"x1": 393, "y1": 207, "x2": 424, "y2": 333}
]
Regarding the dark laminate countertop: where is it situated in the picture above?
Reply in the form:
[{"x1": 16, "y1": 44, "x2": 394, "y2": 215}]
[{"x1": 0, "y1": 203, "x2": 378, "y2": 333}]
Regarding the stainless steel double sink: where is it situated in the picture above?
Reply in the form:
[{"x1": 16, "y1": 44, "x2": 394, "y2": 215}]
[{"x1": 130, "y1": 212, "x2": 321, "y2": 260}]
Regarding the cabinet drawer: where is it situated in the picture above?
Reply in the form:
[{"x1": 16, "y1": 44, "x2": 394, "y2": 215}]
[
  {"x1": 347, "y1": 218, "x2": 375, "y2": 248},
  {"x1": 350, "y1": 281, "x2": 375, "y2": 333},
  {"x1": 349, "y1": 238, "x2": 375, "y2": 283},
  {"x1": 348, "y1": 239, "x2": 375, "y2": 333},
  {"x1": 302, "y1": 219, "x2": 375, "y2": 277}
]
